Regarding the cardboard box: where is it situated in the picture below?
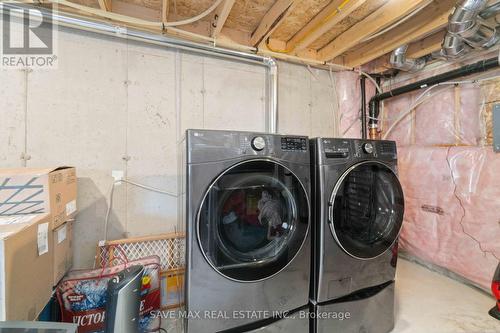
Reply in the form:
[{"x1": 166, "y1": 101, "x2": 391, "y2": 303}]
[
  {"x1": 0, "y1": 214, "x2": 54, "y2": 321},
  {"x1": 53, "y1": 220, "x2": 73, "y2": 286},
  {"x1": 160, "y1": 268, "x2": 185, "y2": 310},
  {"x1": 0, "y1": 167, "x2": 77, "y2": 229}
]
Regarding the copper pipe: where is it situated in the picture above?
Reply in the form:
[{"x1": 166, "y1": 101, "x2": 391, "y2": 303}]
[{"x1": 369, "y1": 127, "x2": 379, "y2": 140}]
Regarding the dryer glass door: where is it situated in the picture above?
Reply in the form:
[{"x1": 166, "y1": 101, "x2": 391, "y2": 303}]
[
  {"x1": 198, "y1": 160, "x2": 309, "y2": 282},
  {"x1": 329, "y1": 161, "x2": 404, "y2": 259}
]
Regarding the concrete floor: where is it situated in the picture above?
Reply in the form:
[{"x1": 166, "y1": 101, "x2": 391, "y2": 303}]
[
  {"x1": 394, "y1": 259, "x2": 500, "y2": 333},
  {"x1": 164, "y1": 258, "x2": 500, "y2": 332}
]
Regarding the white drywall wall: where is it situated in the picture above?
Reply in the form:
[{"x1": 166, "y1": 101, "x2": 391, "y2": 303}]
[{"x1": 0, "y1": 26, "x2": 356, "y2": 268}]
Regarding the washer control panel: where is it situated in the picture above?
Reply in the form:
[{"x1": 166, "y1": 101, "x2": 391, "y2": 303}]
[
  {"x1": 281, "y1": 137, "x2": 307, "y2": 152},
  {"x1": 251, "y1": 136, "x2": 266, "y2": 151},
  {"x1": 363, "y1": 142, "x2": 374, "y2": 154}
]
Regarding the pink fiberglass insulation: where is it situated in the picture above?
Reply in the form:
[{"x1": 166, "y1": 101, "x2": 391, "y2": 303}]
[
  {"x1": 374, "y1": 64, "x2": 499, "y2": 290},
  {"x1": 458, "y1": 84, "x2": 482, "y2": 145},
  {"x1": 414, "y1": 88, "x2": 458, "y2": 145},
  {"x1": 337, "y1": 66, "x2": 498, "y2": 290},
  {"x1": 382, "y1": 84, "x2": 483, "y2": 146},
  {"x1": 380, "y1": 93, "x2": 415, "y2": 145},
  {"x1": 398, "y1": 146, "x2": 500, "y2": 289}
]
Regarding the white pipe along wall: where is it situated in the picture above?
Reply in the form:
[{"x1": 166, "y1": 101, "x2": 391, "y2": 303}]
[{"x1": 0, "y1": 23, "x2": 350, "y2": 268}]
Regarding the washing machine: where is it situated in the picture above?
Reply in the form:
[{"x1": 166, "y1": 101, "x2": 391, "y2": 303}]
[
  {"x1": 181, "y1": 129, "x2": 311, "y2": 333},
  {"x1": 310, "y1": 138, "x2": 404, "y2": 333}
]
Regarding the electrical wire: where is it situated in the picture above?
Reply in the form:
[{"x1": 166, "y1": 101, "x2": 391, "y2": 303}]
[
  {"x1": 342, "y1": 117, "x2": 359, "y2": 136},
  {"x1": 445, "y1": 146, "x2": 500, "y2": 262},
  {"x1": 359, "y1": 0, "x2": 433, "y2": 44},
  {"x1": 355, "y1": 70, "x2": 383, "y2": 134},
  {"x1": 381, "y1": 75, "x2": 500, "y2": 139},
  {"x1": 382, "y1": 84, "x2": 451, "y2": 138},
  {"x1": 307, "y1": 64, "x2": 341, "y2": 135},
  {"x1": 329, "y1": 66, "x2": 342, "y2": 136},
  {"x1": 382, "y1": 84, "x2": 448, "y2": 139},
  {"x1": 19, "y1": 0, "x2": 355, "y2": 70},
  {"x1": 270, "y1": 0, "x2": 432, "y2": 55},
  {"x1": 355, "y1": 69, "x2": 382, "y2": 93},
  {"x1": 103, "y1": 179, "x2": 177, "y2": 242},
  {"x1": 306, "y1": 65, "x2": 320, "y2": 81},
  {"x1": 50, "y1": 0, "x2": 224, "y2": 27}
]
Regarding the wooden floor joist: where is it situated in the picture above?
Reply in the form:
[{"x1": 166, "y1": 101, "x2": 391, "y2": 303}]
[
  {"x1": 47, "y1": 0, "x2": 466, "y2": 70},
  {"x1": 287, "y1": 0, "x2": 368, "y2": 52},
  {"x1": 370, "y1": 30, "x2": 447, "y2": 73},
  {"x1": 211, "y1": 0, "x2": 236, "y2": 38},
  {"x1": 342, "y1": 0, "x2": 455, "y2": 68},
  {"x1": 405, "y1": 30, "x2": 447, "y2": 59},
  {"x1": 162, "y1": 0, "x2": 169, "y2": 23},
  {"x1": 317, "y1": 0, "x2": 434, "y2": 62},
  {"x1": 97, "y1": 0, "x2": 111, "y2": 12},
  {"x1": 250, "y1": 0, "x2": 295, "y2": 47}
]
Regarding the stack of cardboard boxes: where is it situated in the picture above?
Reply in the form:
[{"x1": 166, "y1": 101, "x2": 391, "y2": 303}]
[{"x1": 0, "y1": 167, "x2": 77, "y2": 321}]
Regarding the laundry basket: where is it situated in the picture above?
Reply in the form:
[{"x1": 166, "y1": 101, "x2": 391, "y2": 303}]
[{"x1": 96, "y1": 232, "x2": 185, "y2": 310}]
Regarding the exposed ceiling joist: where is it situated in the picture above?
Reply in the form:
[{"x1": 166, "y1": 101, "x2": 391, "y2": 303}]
[
  {"x1": 211, "y1": 0, "x2": 236, "y2": 38},
  {"x1": 162, "y1": 0, "x2": 168, "y2": 23},
  {"x1": 250, "y1": 0, "x2": 295, "y2": 47},
  {"x1": 406, "y1": 30, "x2": 447, "y2": 59},
  {"x1": 111, "y1": 0, "x2": 160, "y2": 21},
  {"x1": 97, "y1": 0, "x2": 111, "y2": 12},
  {"x1": 342, "y1": 0, "x2": 455, "y2": 68},
  {"x1": 42, "y1": 0, "x2": 467, "y2": 68},
  {"x1": 370, "y1": 30, "x2": 447, "y2": 73},
  {"x1": 317, "y1": 0, "x2": 434, "y2": 61},
  {"x1": 288, "y1": 0, "x2": 368, "y2": 52}
]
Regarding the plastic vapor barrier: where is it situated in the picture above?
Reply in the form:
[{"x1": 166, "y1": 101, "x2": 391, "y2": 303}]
[
  {"x1": 379, "y1": 66, "x2": 500, "y2": 290},
  {"x1": 398, "y1": 145, "x2": 499, "y2": 289}
]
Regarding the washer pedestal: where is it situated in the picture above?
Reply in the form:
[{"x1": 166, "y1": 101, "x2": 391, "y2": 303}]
[
  {"x1": 243, "y1": 310, "x2": 310, "y2": 333},
  {"x1": 316, "y1": 282, "x2": 395, "y2": 333}
]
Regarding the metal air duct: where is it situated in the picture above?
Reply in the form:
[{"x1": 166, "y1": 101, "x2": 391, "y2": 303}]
[
  {"x1": 389, "y1": 45, "x2": 427, "y2": 72},
  {"x1": 441, "y1": 0, "x2": 499, "y2": 59}
]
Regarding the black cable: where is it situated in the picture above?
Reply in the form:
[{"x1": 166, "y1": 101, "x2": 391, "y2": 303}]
[
  {"x1": 368, "y1": 57, "x2": 500, "y2": 134},
  {"x1": 360, "y1": 76, "x2": 367, "y2": 139}
]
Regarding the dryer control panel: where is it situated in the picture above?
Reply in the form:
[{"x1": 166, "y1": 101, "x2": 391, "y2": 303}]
[
  {"x1": 323, "y1": 139, "x2": 350, "y2": 158},
  {"x1": 187, "y1": 129, "x2": 309, "y2": 164},
  {"x1": 281, "y1": 137, "x2": 307, "y2": 151}
]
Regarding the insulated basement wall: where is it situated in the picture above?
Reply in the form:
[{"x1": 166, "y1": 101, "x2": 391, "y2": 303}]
[
  {"x1": 0, "y1": 24, "x2": 364, "y2": 268},
  {"x1": 380, "y1": 64, "x2": 500, "y2": 290}
]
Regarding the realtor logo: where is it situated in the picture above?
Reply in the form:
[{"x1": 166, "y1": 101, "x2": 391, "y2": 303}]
[{"x1": 1, "y1": 2, "x2": 57, "y2": 69}]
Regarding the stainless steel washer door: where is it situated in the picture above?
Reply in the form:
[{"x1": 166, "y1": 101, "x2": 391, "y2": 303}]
[
  {"x1": 197, "y1": 160, "x2": 309, "y2": 282},
  {"x1": 328, "y1": 161, "x2": 404, "y2": 260}
]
